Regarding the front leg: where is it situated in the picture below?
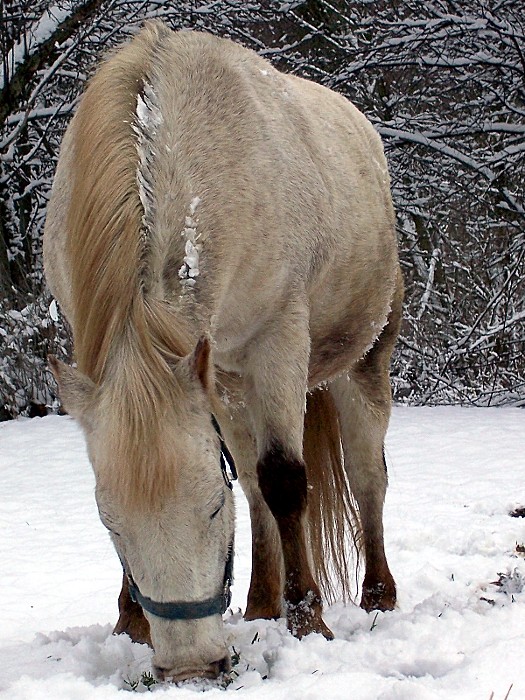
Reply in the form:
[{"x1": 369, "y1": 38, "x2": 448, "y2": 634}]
[
  {"x1": 214, "y1": 405, "x2": 284, "y2": 621},
  {"x1": 113, "y1": 572, "x2": 151, "y2": 646},
  {"x1": 257, "y1": 443, "x2": 333, "y2": 638},
  {"x1": 246, "y1": 297, "x2": 333, "y2": 639}
]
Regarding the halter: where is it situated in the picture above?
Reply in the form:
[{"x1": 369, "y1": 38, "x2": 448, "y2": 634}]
[
  {"x1": 127, "y1": 541, "x2": 234, "y2": 620},
  {"x1": 126, "y1": 416, "x2": 237, "y2": 621}
]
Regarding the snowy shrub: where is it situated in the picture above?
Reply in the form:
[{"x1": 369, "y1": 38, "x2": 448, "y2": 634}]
[{"x1": 0, "y1": 294, "x2": 70, "y2": 418}]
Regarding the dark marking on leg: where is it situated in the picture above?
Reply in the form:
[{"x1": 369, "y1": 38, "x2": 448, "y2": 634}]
[{"x1": 257, "y1": 443, "x2": 307, "y2": 517}]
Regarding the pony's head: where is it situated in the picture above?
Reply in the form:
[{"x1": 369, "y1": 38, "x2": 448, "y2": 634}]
[{"x1": 50, "y1": 337, "x2": 235, "y2": 681}]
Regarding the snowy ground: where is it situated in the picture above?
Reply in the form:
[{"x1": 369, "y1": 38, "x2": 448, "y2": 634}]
[{"x1": 1, "y1": 407, "x2": 524, "y2": 699}]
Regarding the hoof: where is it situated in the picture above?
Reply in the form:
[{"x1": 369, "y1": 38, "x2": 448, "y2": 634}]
[
  {"x1": 287, "y1": 612, "x2": 334, "y2": 640},
  {"x1": 360, "y1": 577, "x2": 396, "y2": 613},
  {"x1": 286, "y1": 592, "x2": 334, "y2": 640}
]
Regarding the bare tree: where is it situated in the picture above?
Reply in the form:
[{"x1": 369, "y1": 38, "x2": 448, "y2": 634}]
[{"x1": 1, "y1": 0, "x2": 524, "y2": 417}]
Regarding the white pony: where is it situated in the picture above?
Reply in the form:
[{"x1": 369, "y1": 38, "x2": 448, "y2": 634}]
[{"x1": 44, "y1": 22, "x2": 403, "y2": 682}]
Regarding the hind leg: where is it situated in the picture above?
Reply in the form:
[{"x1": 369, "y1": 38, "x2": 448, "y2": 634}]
[
  {"x1": 216, "y1": 408, "x2": 283, "y2": 620},
  {"x1": 330, "y1": 373, "x2": 396, "y2": 611},
  {"x1": 329, "y1": 288, "x2": 402, "y2": 612}
]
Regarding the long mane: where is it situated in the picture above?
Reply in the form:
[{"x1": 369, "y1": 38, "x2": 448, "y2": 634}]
[
  {"x1": 68, "y1": 22, "x2": 166, "y2": 380},
  {"x1": 66, "y1": 23, "x2": 194, "y2": 508}
]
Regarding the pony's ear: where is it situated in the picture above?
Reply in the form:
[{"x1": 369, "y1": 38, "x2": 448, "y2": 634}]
[
  {"x1": 188, "y1": 335, "x2": 213, "y2": 392},
  {"x1": 49, "y1": 356, "x2": 95, "y2": 418}
]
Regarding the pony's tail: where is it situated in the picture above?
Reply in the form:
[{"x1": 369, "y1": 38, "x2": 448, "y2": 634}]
[{"x1": 303, "y1": 387, "x2": 361, "y2": 603}]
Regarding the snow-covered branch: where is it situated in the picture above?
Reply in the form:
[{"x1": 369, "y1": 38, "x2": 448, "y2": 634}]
[{"x1": 1, "y1": 0, "x2": 524, "y2": 414}]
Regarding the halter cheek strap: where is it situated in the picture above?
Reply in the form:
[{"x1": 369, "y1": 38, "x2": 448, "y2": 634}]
[{"x1": 212, "y1": 415, "x2": 237, "y2": 487}]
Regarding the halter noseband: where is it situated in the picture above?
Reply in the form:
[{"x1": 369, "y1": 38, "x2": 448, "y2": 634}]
[
  {"x1": 126, "y1": 416, "x2": 237, "y2": 621},
  {"x1": 127, "y1": 541, "x2": 234, "y2": 620}
]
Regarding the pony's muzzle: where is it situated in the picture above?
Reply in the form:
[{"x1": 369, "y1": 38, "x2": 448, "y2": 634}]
[{"x1": 153, "y1": 655, "x2": 230, "y2": 682}]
